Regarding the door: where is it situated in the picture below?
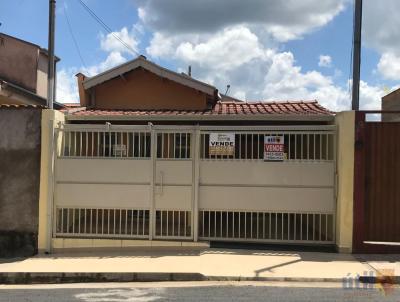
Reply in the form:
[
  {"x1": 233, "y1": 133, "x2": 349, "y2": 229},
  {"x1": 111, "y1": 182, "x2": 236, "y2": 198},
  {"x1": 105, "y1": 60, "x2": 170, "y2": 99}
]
[{"x1": 153, "y1": 130, "x2": 194, "y2": 239}]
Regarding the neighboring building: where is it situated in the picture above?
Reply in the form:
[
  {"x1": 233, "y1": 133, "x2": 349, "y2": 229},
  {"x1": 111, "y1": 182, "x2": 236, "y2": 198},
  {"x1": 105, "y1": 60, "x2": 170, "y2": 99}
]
[
  {"x1": 40, "y1": 55, "x2": 342, "y2": 253},
  {"x1": 0, "y1": 33, "x2": 62, "y2": 108},
  {"x1": 0, "y1": 104, "x2": 43, "y2": 257},
  {"x1": 382, "y1": 87, "x2": 400, "y2": 121}
]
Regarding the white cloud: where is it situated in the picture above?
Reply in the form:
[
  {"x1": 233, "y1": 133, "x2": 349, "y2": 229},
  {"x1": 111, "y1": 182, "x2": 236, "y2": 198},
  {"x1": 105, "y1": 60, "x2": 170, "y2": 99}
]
[
  {"x1": 175, "y1": 26, "x2": 270, "y2": 71},
  {"x1": 377, "y1": 52, "x2": 400, "y2": 81},
  {"x1": 138, "y1": 0, "x2": 346, "y2": 42},
  {"x1": 100, "y1": 27, "x2": 139, "y2": 55},
  {"x1": 318, "y1": 55, "x2": 332, "y2": 68},
  {"x1": 56, "y1": 68, "x2": 79, "y2": 103}
]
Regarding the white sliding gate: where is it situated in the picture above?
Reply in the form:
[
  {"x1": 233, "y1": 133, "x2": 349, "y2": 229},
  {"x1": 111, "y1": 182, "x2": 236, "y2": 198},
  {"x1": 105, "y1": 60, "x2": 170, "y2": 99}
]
[{"x1": 53, "y1": 124, "x2": 336, "y2": 245}]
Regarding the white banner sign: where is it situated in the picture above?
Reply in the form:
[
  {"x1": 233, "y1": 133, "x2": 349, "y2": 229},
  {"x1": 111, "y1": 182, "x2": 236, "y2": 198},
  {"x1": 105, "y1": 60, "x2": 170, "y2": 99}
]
[
  {"x1": 209, "y1": 133, "x2": 235, "y2": 156},
  {"x1": 264, "y1": 136, "x2": 285, "y2": 161}
]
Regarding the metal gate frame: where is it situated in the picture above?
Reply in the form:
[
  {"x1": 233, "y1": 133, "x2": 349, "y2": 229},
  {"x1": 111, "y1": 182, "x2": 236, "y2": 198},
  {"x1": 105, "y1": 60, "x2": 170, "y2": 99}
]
[
  {"x1": 51, "y1": 123, "x2": 337, "y2": 246},
  {"x1": 353, "y1": 111, "x2": 400, "y2": 253}
]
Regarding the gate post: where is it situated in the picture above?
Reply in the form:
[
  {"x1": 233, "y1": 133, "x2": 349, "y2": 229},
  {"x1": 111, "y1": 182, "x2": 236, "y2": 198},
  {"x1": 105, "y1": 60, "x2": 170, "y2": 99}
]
[
  {"x1": 149, "y1": 125, "x2": 156, "y2": 240},
  {"x1": 193, "y1": 127, "x2": 200, "y2": 241}
]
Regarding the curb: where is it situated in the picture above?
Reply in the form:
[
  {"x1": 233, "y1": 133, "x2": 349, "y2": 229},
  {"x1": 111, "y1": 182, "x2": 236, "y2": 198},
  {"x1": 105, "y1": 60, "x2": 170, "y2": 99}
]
[{"x1": 0, "y1": 272, "x2": 399, "y2": 285}]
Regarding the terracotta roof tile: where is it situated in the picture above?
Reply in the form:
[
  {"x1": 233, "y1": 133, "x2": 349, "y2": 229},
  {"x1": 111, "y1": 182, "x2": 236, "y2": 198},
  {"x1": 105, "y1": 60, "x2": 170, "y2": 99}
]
[{"x1": 66, "y1": 100, "x2": 334, "y2": 118}]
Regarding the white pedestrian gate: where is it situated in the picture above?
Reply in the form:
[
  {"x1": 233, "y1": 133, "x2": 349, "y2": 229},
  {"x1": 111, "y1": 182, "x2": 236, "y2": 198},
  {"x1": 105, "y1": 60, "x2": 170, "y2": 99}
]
[{"x1": 52, "y1": 124, "x2": 336, "y2": 245}]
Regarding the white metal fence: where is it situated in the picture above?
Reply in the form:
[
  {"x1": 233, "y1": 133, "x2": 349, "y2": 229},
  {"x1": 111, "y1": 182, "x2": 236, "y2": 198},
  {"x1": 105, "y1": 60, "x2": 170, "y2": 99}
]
[
  {"x1": 200, "y1": 131, "x2": 334, "y2": 161},
  {"x1": 198, "y1": 210, "x2": 334, "y2": 243},
  {"x1": 55, "y1": 207, "x2": 150, "y2": 238}
]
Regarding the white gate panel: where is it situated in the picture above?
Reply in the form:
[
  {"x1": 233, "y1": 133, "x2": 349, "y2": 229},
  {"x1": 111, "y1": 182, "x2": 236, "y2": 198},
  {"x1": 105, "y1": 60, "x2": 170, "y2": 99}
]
[
  {"x1": 56, "y1": 159, "x2": 151, "y2": 184},
  {"x1": 199, "y1": 186, "x2": 334, "y2": 212},
  {"x1": 200, "y1": 161, "x2": 334, "y2": 187},
  {"x1": 56, "y1": 183, "x2": 150, "y2": 208},
  {"x1": 155, "y1": 186, "x2": 192, "y2": 210},
  {"x1": 155, "y1": 161, "x2": 192, "y2": 185}
]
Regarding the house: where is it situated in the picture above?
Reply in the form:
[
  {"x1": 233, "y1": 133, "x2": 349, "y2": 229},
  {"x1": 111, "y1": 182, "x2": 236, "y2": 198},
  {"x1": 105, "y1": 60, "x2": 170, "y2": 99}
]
[
  {"x1": 37, "y1": 55, "x2": 359, "y2": 254},
  {"x1": 382, "y1": 87, "x2": 400, "y2": 121},
  {"x1": 0, "y1": 33, "x2": 62, "y2": 108}
]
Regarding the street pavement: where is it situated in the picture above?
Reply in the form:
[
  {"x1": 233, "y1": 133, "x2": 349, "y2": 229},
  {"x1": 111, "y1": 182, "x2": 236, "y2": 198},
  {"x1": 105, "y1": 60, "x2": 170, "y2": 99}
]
[{"x1": 0, "y1": 281, "x2": 399, "y2": 301}]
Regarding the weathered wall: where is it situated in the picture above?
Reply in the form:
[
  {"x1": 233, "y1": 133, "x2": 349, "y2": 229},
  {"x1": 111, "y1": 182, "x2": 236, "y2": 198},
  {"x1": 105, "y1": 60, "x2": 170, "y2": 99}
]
[
  {"x1": 334, "y1": 111, "x2": 355, "y2": 253},
  {"x1": 0, "y1": 107, "x2": 42, "y2": 257},
  {"x1": 0, "y1": 33, "x2": 38, "y2": 92},
  {"x1": 92, "y1": 68, "x2": 209, "y2": 110}
]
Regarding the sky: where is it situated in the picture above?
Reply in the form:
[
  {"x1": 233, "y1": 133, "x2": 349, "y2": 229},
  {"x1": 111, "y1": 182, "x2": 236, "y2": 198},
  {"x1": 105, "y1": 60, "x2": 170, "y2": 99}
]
[{"x1": 1, "y1": 0, "x2": 399, "y2": 111}]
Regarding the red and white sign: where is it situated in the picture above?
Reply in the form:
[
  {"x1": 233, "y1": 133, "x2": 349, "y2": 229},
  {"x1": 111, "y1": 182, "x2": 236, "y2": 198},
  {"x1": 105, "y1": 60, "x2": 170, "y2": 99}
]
[{"x1": 264, "y1": 136, "x2": 285, "y2": 161}]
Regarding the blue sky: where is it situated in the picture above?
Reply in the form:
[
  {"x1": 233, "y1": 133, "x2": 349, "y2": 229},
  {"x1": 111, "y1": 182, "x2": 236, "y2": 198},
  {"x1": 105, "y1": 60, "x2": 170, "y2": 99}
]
[{"x1": 1, "y1": 0, "x2": 399, "y2": 111}]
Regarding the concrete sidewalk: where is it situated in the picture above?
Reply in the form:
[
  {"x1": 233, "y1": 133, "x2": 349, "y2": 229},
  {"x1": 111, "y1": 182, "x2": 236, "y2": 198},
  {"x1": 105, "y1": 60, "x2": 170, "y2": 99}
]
[{"x1": 0, "y1": 248, "x2": 399, "y2": 283}]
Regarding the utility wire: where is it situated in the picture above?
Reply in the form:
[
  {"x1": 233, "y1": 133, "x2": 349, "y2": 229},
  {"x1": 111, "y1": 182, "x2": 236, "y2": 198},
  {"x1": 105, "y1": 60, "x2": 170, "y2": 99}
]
[
  {"x1": 63, "y1": 5, "x2": 91, "y2": 76},
  {"x1": 76, "y1": 0, "x2": 139, "y2": 56}
]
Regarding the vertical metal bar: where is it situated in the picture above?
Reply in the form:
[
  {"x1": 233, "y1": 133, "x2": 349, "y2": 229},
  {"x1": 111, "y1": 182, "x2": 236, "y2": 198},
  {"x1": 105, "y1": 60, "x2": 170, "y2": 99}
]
[
  {"x1": 326, "y1": 134, "x2": 329, "y2": 160},
  {"x1": 313, "y1": 134, "x2": 316, "y2": 160},
  {"x1": 144, "y1": 133, "x2": 147, "y2": 158},
  {"x1": 107, "y1": 210, "x2": 110, "y2": 234},
  {"x1": 239, "y1": 212, "x2": 241, "y2": 238},
  {"x1": 102, "y1": 132, "x2": 105, "y2": 157},
  {"x1": 142, "y1": 210, "x2": 145, "y2": 236},
  {"x1": 184, "y1": 211, "x2": 187, "y2": 237},
  {"x1": 172, "y1": 211, "x2": 175, "y2": 236},
  {"x1": 120, "y1": 132, "x2": 123, "y2": 158},
  {"x1": 101, "y1": 209, "x2": 104, "y2": 234},
  {"x1": 294, "y1": 134, "x2": 297, "y2": 160},
  {"x1": 84, "y1": 209, "x2": 87, "y2": 233},
  {"x1": 214, "y1": 211, "x2": 216, "y2": 237},
  {"x1": 139, "y1": 132, "x2": 142, "y2": 157},
  {"x1": 77, "y1": 209, "x2": 81, "y2": 233},
  {"x1": 85, "y1": 131, "x2": 88, "y2": 156},
  {"x1": 60, "y1": 208, "x2": 64, "y2": 233},
  {"x1": 220, "y1": 211, "x2": 222, "y2": 237},
  {"x1": 167, "y1": 133, "x2": 170, "y2": 159},
  {"x1": 119, "y1": 209, "x2": 122, "y2": 234},
  {"x1": 239, "y1": 134, "x2": 242, "y2": 159},
  {"x1": 79, "y1": 132, "x2": 82, "y2": 156},
  {"x1": 245, "y1": 212, "x2": 247, "y2": 238},
  {"x1": 319, "y1": 134, "x2": 322, "y2": 160},
  {"x1": 251, "y1": 134, "x2": 254, "y2": 160},
  {"x1": 166, "y1": 210, "x2": 169, "y2": 236},
  {"x1": 108, "y1": 131, "x2": 112, "y2": 157},
  {"x1": 67, "y1": 208, "x2": 70, "y2": 233},
  {"x1": 73, "y1": 132, "x2": 77, "y2": 156},
  {"x1": 113, "y1": 210, "x2": 116, "y2": 234},
  {"x1": 313, "y1": 214, "x2": 316, "y2": 241},
  {"x1": 301, "y1": 134, "x2": 303, "y2": 160},
  {"x1": 269, "y1": 213, "x2": 271, "y2": 239},
  {"x1": 178, "y1": 211, "x2": 181, "y2": 236},
  {"x1": 245, "y1": 134, "x2": 248, "y2": 159},
  {"x1": 202, "y1": 211, "x2": 204, "y2": 237},
  {"x1": 294, "y1": 214, "x2": 297, "y2": 240},
  {"x1": 256, "y1": 212, "x2": 259, "y2": 239},
  {"x1": 281, "y1": 213, "x2": 284, "y2": 240},
  {"x1": 130, "y1": 209, "x2": 133, "y2": 236},
  {"x1": 96, "y1": 132, "x2": 99, "y2": 157},
  {"x1": 306, "y1": 214, "x2": 309, "y2": 241},
  {"x1": 319, "y1": 214, "x2": 322, "y2": 241},
  {"x1": 233, "y1": 212, "x2": 235, "y2": 238},
  {"x1": 288, "y1": 213, "x2": 290, "y2": 240},
  {"x1": 263, "y1": 212, "x2": 265, "y2": 239},
  {"x1": 95, "y1": 209, "x2": 98, "y2": 234},
  {"x1": 68, "y1": 131, "x2": 71, "y2": 156},
  {"x1": 275, "y1": 213, "x2": 277, "y2": 239},
  {"x1": 307, "y1": 134, "x2": 309, "y2": 160},
  {"x1": 288, "y1": 134, "x2": 291, "y2": 160},
  {"x1": 300, "y1": 214, "x2": 303, "y2": 240},
  {"x1": 208, "y1": 211, "x2": 211, "y2": 237},
  {"x1": 137, "y1": 210, "x2": 139, "y2": 236}
]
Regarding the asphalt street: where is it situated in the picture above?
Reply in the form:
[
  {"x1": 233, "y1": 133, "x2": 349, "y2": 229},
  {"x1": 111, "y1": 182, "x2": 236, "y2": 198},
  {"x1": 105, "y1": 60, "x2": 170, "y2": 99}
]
[{"x1": 0, "y1": 282, "x2": 399, "y2": 302}]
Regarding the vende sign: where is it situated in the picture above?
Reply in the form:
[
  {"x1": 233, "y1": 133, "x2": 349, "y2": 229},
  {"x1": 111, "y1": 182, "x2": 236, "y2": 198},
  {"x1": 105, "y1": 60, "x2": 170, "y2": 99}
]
[
  {"x1": 209, "y1": 133, "x2": 235, "y2": 156},
  {"x1": 264, "y1": 136, "x2": 285, "y2": 161}
]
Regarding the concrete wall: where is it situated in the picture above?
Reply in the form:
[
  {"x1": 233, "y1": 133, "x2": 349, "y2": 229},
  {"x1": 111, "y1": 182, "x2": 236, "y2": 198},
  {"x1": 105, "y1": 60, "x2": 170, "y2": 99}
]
[
  {"x1": 0, "y1": 33, "x2": 38, "y2": 92},
  {"x1": 0, "y1": 107, "x2": 42, "y2": 257},
  {"x1": 90, "y1": 68, "x2": 210, "y2": 110},
  {"x1": 334, "y1": 111, "x2": 355, "y2": 253}
]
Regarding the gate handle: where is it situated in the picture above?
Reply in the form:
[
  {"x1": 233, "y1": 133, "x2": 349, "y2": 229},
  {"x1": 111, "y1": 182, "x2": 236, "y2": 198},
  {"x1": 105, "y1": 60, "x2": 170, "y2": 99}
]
[{"x1": 160, "y1": 171, "x2": 164, "y2": 195}]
